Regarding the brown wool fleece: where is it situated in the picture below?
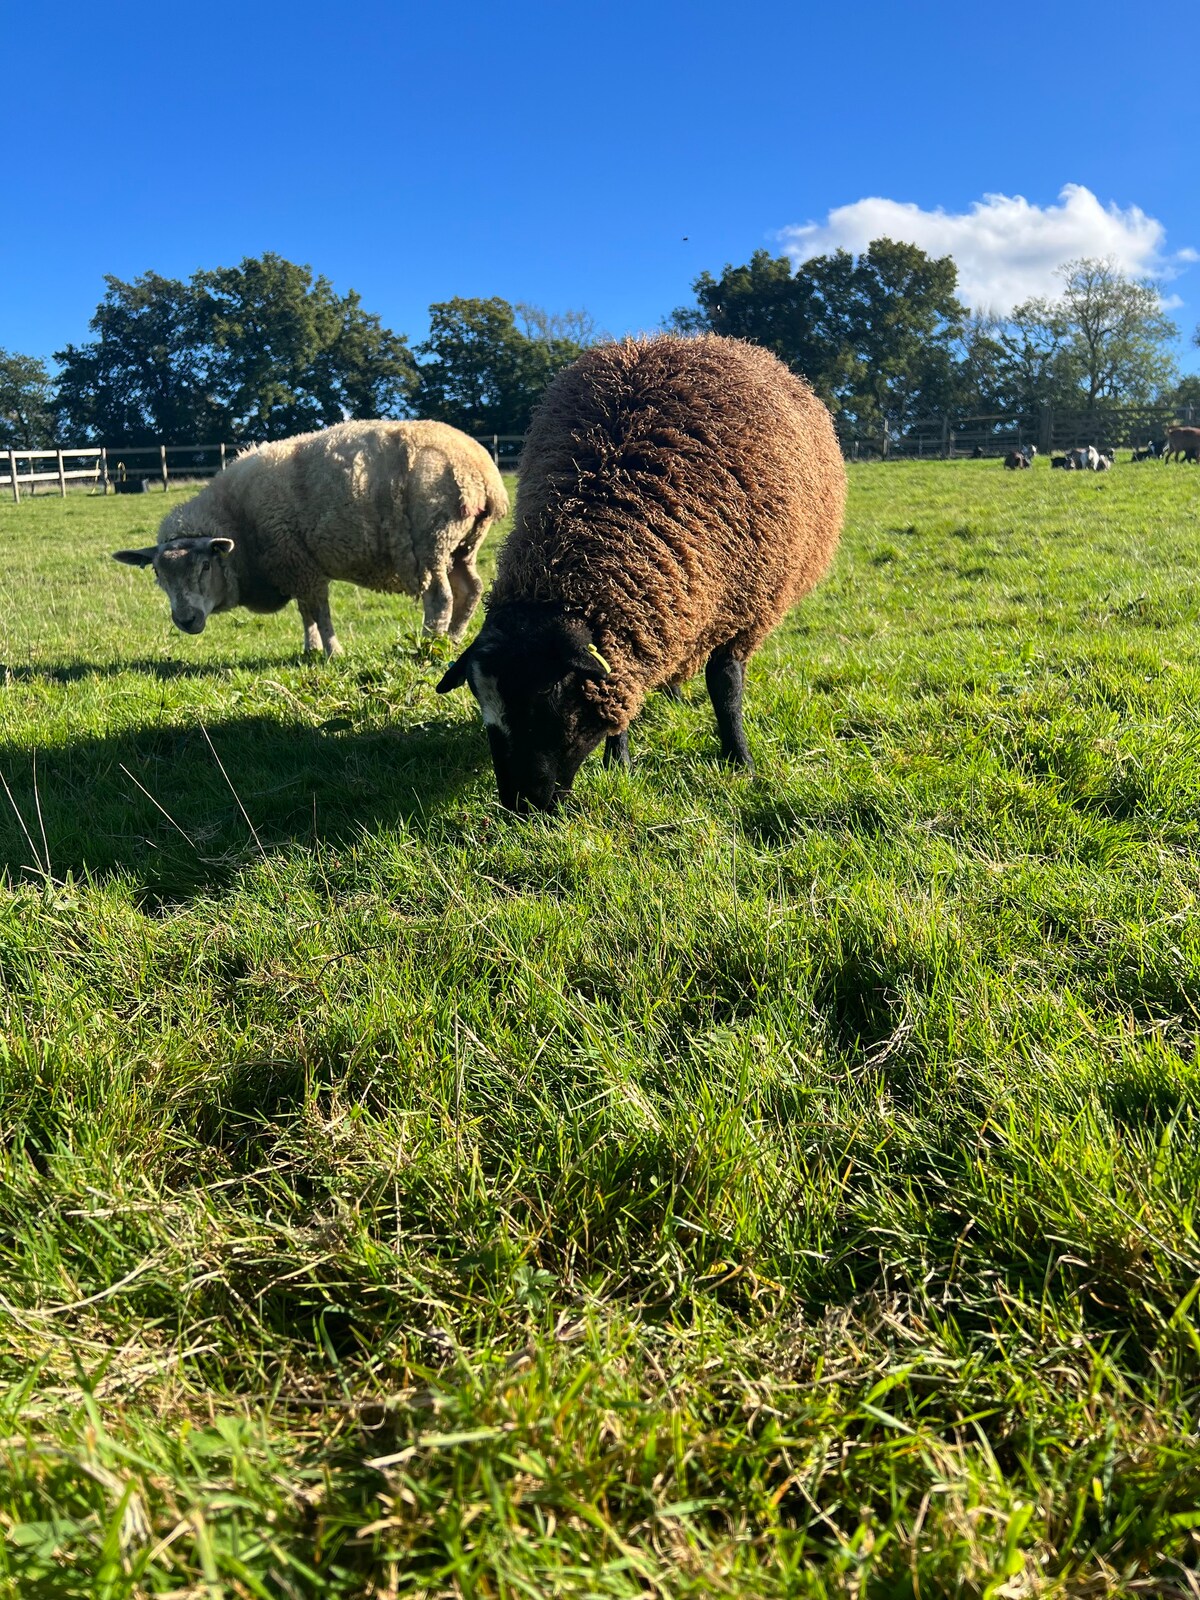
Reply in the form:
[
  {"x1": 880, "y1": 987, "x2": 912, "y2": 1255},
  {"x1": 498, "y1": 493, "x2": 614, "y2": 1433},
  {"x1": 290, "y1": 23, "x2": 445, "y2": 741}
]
[{"x1": 489, "y1": 333, "x2": 846, "y2": 731}]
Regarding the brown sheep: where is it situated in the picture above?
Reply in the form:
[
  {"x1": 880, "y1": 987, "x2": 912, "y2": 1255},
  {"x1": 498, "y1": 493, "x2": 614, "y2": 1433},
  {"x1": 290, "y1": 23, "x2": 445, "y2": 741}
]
[
  {"x1": 436, "y1": 333, "x2": 846, "y2": 812},
  {"x1": 1165, "y1": 425, "x2": 1200, "y2": 463}
]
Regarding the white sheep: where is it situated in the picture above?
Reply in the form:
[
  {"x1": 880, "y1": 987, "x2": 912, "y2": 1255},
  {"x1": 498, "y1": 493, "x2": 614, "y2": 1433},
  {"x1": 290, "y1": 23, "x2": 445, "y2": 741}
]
[{"x1": 113, "y1": 420, "x2": 509, "y2": 656}]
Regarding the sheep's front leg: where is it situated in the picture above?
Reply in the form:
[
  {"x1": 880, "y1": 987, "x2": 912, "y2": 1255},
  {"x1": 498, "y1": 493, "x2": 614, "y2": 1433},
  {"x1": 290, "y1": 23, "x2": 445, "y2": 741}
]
[
  {"x1": 421, "y1": 570, "x2": 454, "y2": 636},
  {"x1": 705, "y1": 647, "x2": 752, "y2": 769},
  {"x1": 604, "y1": 730, "x2": 630, "y2": 769},
  {"x1": 447, "y1": 551, "x2": 483, "y2": 641},
  {"x1": 297, "y1": 598, "x2": 322, "y2": 655},
  {"x1": 303, "y1": 588, "x2": 342, "y2": 658}
]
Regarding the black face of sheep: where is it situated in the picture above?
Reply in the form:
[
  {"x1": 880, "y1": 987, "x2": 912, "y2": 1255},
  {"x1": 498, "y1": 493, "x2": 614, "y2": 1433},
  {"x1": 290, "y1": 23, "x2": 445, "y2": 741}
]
[{"x1": 437, "y1": 605, "x2": 612, "y2": 813}]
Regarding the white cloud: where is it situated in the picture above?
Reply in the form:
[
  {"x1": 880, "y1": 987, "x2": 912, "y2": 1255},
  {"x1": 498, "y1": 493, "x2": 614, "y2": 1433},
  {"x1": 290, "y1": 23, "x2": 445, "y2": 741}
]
[{"x1": 779, "y1": 185, "x2": 1189, "y2": 314}]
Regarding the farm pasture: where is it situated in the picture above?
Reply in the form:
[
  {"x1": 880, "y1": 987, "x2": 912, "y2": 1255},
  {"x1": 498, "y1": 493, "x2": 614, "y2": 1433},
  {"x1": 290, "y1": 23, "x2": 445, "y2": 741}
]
[{"x1": 2, "y1": 461, "x2": 1200, "y2": 1595}]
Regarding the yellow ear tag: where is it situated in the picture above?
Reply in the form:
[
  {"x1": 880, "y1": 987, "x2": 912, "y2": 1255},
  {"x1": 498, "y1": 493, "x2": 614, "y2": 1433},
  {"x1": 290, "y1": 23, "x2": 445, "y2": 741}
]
[{"x1": 586, "y1": 643, "x2": 611, "y2": 674}]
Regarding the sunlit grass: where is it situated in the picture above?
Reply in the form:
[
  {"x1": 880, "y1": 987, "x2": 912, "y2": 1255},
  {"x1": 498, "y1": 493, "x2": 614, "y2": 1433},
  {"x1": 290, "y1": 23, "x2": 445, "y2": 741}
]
[{"x1": 1, "y1": 459, "x2": 1200, "y2": 1595}]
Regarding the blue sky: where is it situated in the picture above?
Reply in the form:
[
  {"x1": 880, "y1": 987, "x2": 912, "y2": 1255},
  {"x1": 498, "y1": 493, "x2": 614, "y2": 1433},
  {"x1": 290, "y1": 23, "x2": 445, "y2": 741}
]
[{"x1": 3, "y1": 0, "x2": 1198, "y2": 371}]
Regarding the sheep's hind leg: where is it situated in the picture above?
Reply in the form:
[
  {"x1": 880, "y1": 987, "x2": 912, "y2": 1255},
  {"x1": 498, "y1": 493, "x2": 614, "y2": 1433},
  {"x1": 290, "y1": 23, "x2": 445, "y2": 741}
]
[
  {"x1": 421, "y1": 571, "x2": 453, "y2": 636},
  {"x1": 604, "y1": 730, "x2": 630, "y2": 769},
  {"x1": 447, "y1": 549, "x2": 483, "y2": 641},
  {"x1": 705, "y1": 647, "x2": 753, "y2": 770}
]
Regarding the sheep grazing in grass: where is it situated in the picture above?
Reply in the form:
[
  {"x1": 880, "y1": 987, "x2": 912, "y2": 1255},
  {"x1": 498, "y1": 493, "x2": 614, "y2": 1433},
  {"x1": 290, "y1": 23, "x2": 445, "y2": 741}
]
[
  {"x1": 1067, "y1": 446, "x2": 1100, "y2": 471},
  {"x1": 1004, "y1": 447, "x2": 1032, "y2": 470},
  {"x1": 113, "y1": 420, "x2": 508, "y2": 656},
  {"x1": 1165, "y1": 425, "x2": 1200, "y2": 464},
  {"x1": 437, "y1": 333, "x2": 845, "y2": 813}
]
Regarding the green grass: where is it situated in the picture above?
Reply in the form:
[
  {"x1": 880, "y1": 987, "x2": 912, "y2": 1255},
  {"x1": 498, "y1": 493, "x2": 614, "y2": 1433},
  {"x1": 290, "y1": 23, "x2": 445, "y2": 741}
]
[{"x1": 2, "y1": 459, "x2": 1200, "y2": 1597}]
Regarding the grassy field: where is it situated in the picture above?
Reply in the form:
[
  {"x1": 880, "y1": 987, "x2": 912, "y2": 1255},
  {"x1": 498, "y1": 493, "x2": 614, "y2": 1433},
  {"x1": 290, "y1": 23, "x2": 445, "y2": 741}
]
[{"x1": 2, "y1": 459, "x2": 1200, "y2": 1597}]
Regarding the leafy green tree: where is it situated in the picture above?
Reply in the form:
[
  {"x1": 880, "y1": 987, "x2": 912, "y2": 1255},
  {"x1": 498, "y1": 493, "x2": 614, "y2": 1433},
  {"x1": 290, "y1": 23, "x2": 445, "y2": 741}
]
[
  {"x1": 988, "y1": 296, "x2": 1075, "y2": 413},
  {"x1": 54, "y1": 272, "x2": 225, "y2": 444},
  {"x1": 0, "y1": 350, "x2": 56, "y2": 447},
  {"x1": 849, "y1": 239, "x2": 965, "y2": 428},
  {"x1": 54, "y1": 256, "x2": 416, "y2": 444},
  {"x1": 514, "y1": 304, "x2": 602, "y2": 346},
  {"x1": 670, "y1": 250, "x2": 836, "y2": 388},
  {"x1": 1054, "y1": 257, "x2": 1177, "y2": 407},
  {"x1": 953, "y1": 314, "x2": 1013, "y2": 414},
  {"x1": 413, "y1": 297, "x2": 587, "y2": 435},
  {"x1": 199, "y1": 254, "x2": 416, "y2": 438},
  {"x1": 671, "y1": 239, "x2": 965, "y2": 429}
]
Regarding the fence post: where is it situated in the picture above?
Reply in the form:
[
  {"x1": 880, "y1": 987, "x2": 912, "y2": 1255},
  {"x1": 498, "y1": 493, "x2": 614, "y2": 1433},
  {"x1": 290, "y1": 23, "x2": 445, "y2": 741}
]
[
  {"x1": 56, "y1": 450, "x2": 66, "y2": 497},
  {"x1": 7, "y1": 449, "x2": 18, "y2": 504},
  {"x1": 160, "y1": 444, "x2": 168, "y2": 491},
  {"x1": 219, "y1": 442, "x2": 226, "y2": 473},
  {"x1": 880, "y1": 422, "x2": 889, "y2": 459},
  {"x1": 100, "y1": 447, "x2": 109, "y2": 495},
  {"x1": 940, "y1": 416, "x2": 950, "y2": 459}
]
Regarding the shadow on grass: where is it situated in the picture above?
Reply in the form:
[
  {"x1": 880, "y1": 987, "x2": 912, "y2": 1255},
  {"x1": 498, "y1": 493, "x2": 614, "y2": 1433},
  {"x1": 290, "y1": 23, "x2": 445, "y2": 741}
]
[
  {"x1": 1, "y1": 655, "x2": 304, "y2": 684},
  {"x1": 0, "y1": 712, "x2": 483, "y2": 895}
]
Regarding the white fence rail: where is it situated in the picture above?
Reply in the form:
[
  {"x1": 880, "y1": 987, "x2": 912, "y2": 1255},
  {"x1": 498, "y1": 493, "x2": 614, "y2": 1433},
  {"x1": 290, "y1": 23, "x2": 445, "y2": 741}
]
[{"x1": 1, "y1": 442, "x2": 240, "y2": 504}]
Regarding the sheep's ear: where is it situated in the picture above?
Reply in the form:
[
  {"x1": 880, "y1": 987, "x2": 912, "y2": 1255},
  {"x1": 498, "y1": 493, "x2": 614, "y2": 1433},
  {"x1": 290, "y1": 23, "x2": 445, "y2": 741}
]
[
  {"x1": 210, "y1": 537, "x2": 235, "y2": 557},
  {"x1": 436, "y1": 648, "x2": 473, "y2": 694},
  {"x1": 112, "y1": 547, "x2": 157, "y2": 567},
  {"x1": 563, "y1": 640, "x2": 611, "y2": 679}
]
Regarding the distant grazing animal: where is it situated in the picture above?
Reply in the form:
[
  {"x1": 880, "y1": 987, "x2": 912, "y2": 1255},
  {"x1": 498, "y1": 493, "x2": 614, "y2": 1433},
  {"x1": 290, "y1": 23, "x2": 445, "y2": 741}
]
[
  {"x1": 112, "y1": 420, "x2": 508, "y2": 656},
  {"x1": 111, "y1": 462, "x2": 151, "y2": 494},
  {"x1": 1164, "y1": 426, "x2": 1200, "y2": 464},
  {"x1": 1004, "y1": 449, "x2": 1031, "y2": 470},
  {"x1": 1067, "y1": 446, "x2": 1101, "y2": 471},
  {"x1": 1095, "y1": 452, "x2": 1114, "y2": 472},
  {"x1": 1050, "y1": 454, "x2": 1072, "y2": 469},
  {"x1": 971, "y1": 444, "x2": 984, "y2": 459},
  {"x1": 1131, "y1": 445, "x2": 1155, "y2": 462},
  {"x1": 437, "y1": 333, "x2": 846, "y2": 813}
]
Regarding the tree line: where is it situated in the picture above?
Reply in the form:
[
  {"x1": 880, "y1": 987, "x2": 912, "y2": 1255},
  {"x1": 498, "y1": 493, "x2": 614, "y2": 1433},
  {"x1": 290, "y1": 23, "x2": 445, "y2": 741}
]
[
  {"x1": 0, "y1": 254, "x2": 600, "y2": 449},
  {"x1": 671, "y1": 243, "x2": 1200, "y2": 432},
  {"x1": 2, "y1": 246, "x2": 1198, "y2": 450}
]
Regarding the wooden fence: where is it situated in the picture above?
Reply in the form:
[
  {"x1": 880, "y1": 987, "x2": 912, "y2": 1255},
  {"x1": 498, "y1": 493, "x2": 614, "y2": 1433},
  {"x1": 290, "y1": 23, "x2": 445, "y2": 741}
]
[
  {"x1": 6, "y1": 409, "x2": 1191, "y2": 502},
  {"x1": 838, "y1": 402, "x2": 1199, "y2": 461},
  {"x1": 1, "y1": 442, "x2": 241, "y2": 504},
  {"x1": 1, "y1": 433, "x2": 521, "y2": 504}
]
